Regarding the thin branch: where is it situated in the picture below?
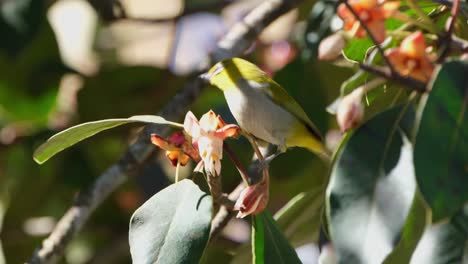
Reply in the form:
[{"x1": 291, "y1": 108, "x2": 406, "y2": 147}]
[
  {"x1": 28, "y1": 0, "x2": 306, "y2": 263},
  {"x1": 340, "y1": 0, "x2": 397, "y2": 75},
  {"x1": 437, "y1": 0, "x2": 461, "y2": 62},
  {"x1": 358, "y1": 63, "x2": 427, "y2": 93}
]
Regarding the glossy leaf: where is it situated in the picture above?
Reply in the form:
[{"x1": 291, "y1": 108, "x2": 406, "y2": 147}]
[
  {"x1": 414, "y1": 60, "x2": 468, "y2": 221},
  {"x1": 274, "y1": 188, "x2": 324, "y2": 246},
  {"x1": 252, "y1": 212, "x2": 301, "y2": 264},
  {"x1": 129, "y1": 180, "x2": 212, "y2": 264},
  {"x1": 411, "y1": 205, "x2": 468, "y2": 264},
  {"x1": 327, "y1": 107, "x2": 417, "y2": 263},
  {"x1": 342, "y1": 38, "x2": 373, "y2": 62},
  {"x1": 33, "y1": 115, "x2": 181, "y2": 164},
  {"x1": 383, "y1": 191, "x2": 428, "y2": 264}
]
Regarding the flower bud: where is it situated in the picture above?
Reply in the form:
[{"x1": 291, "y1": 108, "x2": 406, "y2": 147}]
[
  {"x1": 318, "y1": 33, "x2": 346, "y2": 61},
  {"x1": 234, "y1": 182, "x2": 269, "y2": 218},
  {"x1": 336, "y1": 88, "x2": 364, "y2": 132}
]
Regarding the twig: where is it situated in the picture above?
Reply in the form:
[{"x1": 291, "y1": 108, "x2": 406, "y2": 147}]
[
  {"x1": 210, "y1": 183, "x2": 245, "y2": 238},
  {"x1": 28, "y1": 0, "x2": 306, "y2": 263},
  {"x1": 437, "y1": 0, "x2": 461, "y2": 62},
  {"x1": 341, "y1": 0, "x2": 397, "y2": 75},
  {"x1": 358, "y1": 63, "x2": 427, "y2": 93}
]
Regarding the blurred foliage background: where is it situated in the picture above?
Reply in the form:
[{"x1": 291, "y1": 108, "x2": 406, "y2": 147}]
[{"x1": 0, "y1": 0, "x2": 353, "y2": 263}]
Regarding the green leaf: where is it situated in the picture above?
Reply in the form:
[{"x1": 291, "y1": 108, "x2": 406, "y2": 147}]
[
  {"x1": 327, "y1": 106, "x2": 417, "y2": 264},
  {"x1": 252, "y1": 212, "x2": 301, "y2": 264},
  {"x1": 411, "y1": 205, "x2": 468, "y2": 264},
  {"x1": 129, "y1": 180, "x2": 212, "y2": 264},
  {"x1": 383, "y1": 191, "x2": 428, "y2": 264},
  {"x1": 342, "y1": 37, "x2": 373, "y2": 62},
  {"x1": 33, "y1": 115, "x2": 181, "y2": 164},
  {"x1": 274, "y1": 188, "x2": 324, "y2": 246},
  {"x1": 414, "y1": 60, "x2": 468, "y2": 221}
]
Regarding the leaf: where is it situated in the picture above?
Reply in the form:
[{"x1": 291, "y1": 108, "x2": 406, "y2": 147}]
[
  {"x1": 383, "y1": 191, "x2": 428, "y2": 264},
  {"x1": 274, "y1": 188, "x2": 324, "y2": 246},
  {"x1": 252, "y1": 212, "x2": 301, "y2": 264},
  {"x1": 411, "y1": 205, "x2": 468, "y2": 264},
  {"x1": 129, "y1": 180, "x2": 212, "y2": 264},
  {"x1": 414, "y1": 60, "x2": 468, "y2": 221},
  {"x1": 33, "y1": 115, "x2": 181, "y2": 164},
  {"x1": 342, "y1": 38, "x2": 373, "y2": 62},
  {"x1": 327, "y1": 106, "x2": 417, "y2": 264}
]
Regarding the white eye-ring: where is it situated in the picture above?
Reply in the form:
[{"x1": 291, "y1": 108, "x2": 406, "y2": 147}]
[{"x1": 211, "y1": 63, "x2": 225, "y2": 76}]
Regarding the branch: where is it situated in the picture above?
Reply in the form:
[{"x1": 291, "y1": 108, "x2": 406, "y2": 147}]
[
  {"x1": 437, "y1": 0, "x2": 461, "y2": 62},
  {"x1": 28, "y1": 0, "x2": 306, "y2": 263},
  {"x1": 358, "y1": 63, "x2": 427, "y2": 93}
]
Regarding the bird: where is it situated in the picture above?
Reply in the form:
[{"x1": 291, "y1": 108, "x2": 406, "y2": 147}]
[{"x1": 200, "y1": 57, "x2": 330, "y2": 162}]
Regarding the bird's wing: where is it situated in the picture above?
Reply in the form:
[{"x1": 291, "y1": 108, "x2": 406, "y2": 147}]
[{"x1": 260, "y1": 80, "x2": 323, "y2": 141}]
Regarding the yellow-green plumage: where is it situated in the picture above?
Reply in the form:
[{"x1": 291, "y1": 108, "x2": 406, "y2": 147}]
[{"x1": 204, "y1": 58, "x2": 329, "y2": 160}]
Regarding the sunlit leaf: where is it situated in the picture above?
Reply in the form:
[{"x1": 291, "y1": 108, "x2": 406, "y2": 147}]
[
  {"x1": 327, "y1": 106, "x2": 417, "y2": 263},
  {"x1": 252, "y1": 212, "x2": 301, "y2": 264},
  {"x1": 411, "y1": 205, "x2": 468, "y2": 264},
  {"x1": 129, "y1": 180, "x2": 212, "y2": 263},
  {"x1": 383, "y1": 191, "x2": 428, "y2": 264},
  {"x1": 414, "y1": 60, "x2": 468, "y2": 221},
  {"x1": 33, "y1": 115, "x2": 181, "y2": 164},
  {"x1": 274, "y1": 188, "x2": 324, "y2": 246}
]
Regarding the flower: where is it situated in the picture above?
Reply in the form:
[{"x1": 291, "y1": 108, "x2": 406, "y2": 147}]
[
  {"x1": 234, "y1": 181, "x2": 269, "y2": 218},
  {"x1": 318, "y1": 33, "x2": 347, "y2": 61},
  {"x1": 385, "y1": 31, "x2": 434, "y2": 82},
  {"x1": 150, "y1": 131, "x2": 200, "y2": 167},
  {"x1": 337, "y1": 0, "x2": 400, "y2": 43},
  {"x1": 336, "y1": 88, "x2": 365, "y2": 132},
  {"x1": 184, "y1": 110, "x2": 239, "y2": 176}
]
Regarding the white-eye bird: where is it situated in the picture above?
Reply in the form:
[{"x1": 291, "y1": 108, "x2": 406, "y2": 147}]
[{"x1": 200, "y1": 57, "x2": 330, "y2": 161}]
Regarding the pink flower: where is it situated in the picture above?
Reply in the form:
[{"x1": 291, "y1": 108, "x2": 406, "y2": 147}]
[
  {"x1": 385, "y1": 31, "x2": 434, "y2": 82},
  {"x1": 338, "y1": 0, "x2": 400, "y2": 43},
  {"x1": 234, "y1": 181, "x2": 269, "y2": 218},
  {"x1": 150, "y1": 131, "x2": 200, "y2": 167},
  {"x1": 184, "y1": 110, "x2": 239, "y2": 176}
]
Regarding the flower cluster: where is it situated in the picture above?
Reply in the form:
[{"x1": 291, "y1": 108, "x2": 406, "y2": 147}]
[{"x1": 151, "y1": 110, "x2": 239, "y2": 177}]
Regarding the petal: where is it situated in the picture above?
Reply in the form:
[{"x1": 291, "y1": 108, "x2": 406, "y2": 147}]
[
  {"x1": 166, "y1": 151, "x2": 180, "y2": 167},
  {"x1": 151, "y1": 133, "x2": 178, "y2": 151},
  {"x1": 400, "y1": 31, "x2": 427, "y2": 59},
  {"x1": 367, "y1": 20, "x2": 386, "y2": 43},
  {"x1": 199, "y1": 110, "x2": 219, "y2": 132},
  {"x1": 184, "y1": 111, "x2": 201, "y2": 139},
  {"x1": 215, "y1": 124, "x2": 240, "y2": 139},
  {"x1": 381, "y1": 1, "x2": 400, "y2": 18},
  {"x1": 356, "y1": 0, "x2": 378, "y2": 9},
  {"x1": 168, "y1": 131, "x2": 186, "y2": 146}
]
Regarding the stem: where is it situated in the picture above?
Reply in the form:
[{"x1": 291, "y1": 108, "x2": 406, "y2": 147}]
[
  {"x1": 358, "y1": 63, "x2": 427, "y2": 93},
  {"x1": 175, "y1": 157, "x2": 181, "y2": 183},
  {"x1": 224, "y1": 143, "x2": 251, "y2": 185},
  {"x1": 360, "y1": 77, "x2": 387, "y2": 94},
  {"x1": 341, "y1": 0, "x2": 397, "y2": 75},
  {"x1": 241, "y1": 131, "x2": 264, "y2": 161},
  {"x1": 437, "y1": 0, "x2": 461, "y2": 62}
]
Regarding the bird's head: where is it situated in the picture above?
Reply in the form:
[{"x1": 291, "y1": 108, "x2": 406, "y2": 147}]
[{"x1": 200, "y1": 58, "x2": 267, "y2": 91}]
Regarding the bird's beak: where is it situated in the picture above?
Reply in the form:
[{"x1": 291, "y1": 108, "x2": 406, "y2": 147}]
[{"x1": 199, "y1": 72, "x2": 211, "y2": 83}]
